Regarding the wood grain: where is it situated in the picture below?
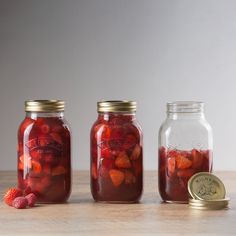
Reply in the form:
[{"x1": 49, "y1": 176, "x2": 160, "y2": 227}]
[{"x1": 0, "y1": 171, "x2": 235, "y2": 235}]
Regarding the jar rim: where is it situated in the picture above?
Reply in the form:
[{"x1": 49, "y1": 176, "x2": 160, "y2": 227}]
[{"x1": 167, "y1": 101, "x2": 204, "y2": 113}]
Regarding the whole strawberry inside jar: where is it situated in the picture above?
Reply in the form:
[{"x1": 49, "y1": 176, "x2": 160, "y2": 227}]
[
  {"x1": 17, "y1": 100, "x2": 71, "y2": 203},
  {"x1": 90, "y1": 100, "x2": 143, "y2": 203},
  {"x1": 158, "y1": 101, "x2": 213, "y2": 203}
]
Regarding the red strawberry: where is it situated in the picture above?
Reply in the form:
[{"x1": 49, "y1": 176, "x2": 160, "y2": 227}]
[
  {"x1": 124, "y1": 171, "x2": 136, "y2": 185},
  {"x1": 38, "y1": 136, "x2": 51, "y2": 147},
  {"x1": 19, "y1": 154, "x2": 32, "y2": 169},
  {"x1": 130, "y1": 144, "x2": 141, "y2": 160},
  {"x1": 31, "y1": 160, "x2": 42, "y2": 174},
  {"x1": 50, "y1": 132, "x2": 63, "y2": 144},
  {"x1": 99, "y1": 158, "x2": 114, "y2": 178},
  {"x1": 168, "y1": 150, "x2": 178, "y2": 158},
  {"x1": 101, "y1": 146, "x2": 112, "y2": 159},
  {"x1": 12, "y1": 197, "x2": 28, "y2": 209},
  {"x1": 109, "y1": 169, "x2": 125, "y2": 187},
  {"x1": 123, "y1": 134, "x2": 136, "y2": 150},
  {"x1": 4, "y1": 188, "x2": 23, "y2": 206},
  {"x1": 101, "y1": 126, "x2": 110, "y2": 139},
  {"x1": 91, "y1": 163, "x2": 98, "y2": 179},
  {"x1": 167, "y1": 158, "x2": 176, "y2": 176},
  {"x1": 25, "y1": 193, "x2": 37, "y2": 207},
  {"x1": 191, "y1": 149, "x2": 203, "y2": 169},
  {"x1": 115, "y1": 152, "x2": 131, "y2": 168},
  {"x1": 26, "y1": 139, "x2": 37, "y2": 149},
  {"x1": 19, "y1": 117, "x2": 34, "y2": 134},
  {"x1": 52, "y1": 166, "x2": 66, "y2": 176},
  {"x1": 176, "y1": 154, "x2": 192, "y2": 169},
  {"x1": 110, "y1": 127, "x2": 125, "y2": 140},
  {"x1": 40, "y1": 124, "x2": 50, "y2": 134}
]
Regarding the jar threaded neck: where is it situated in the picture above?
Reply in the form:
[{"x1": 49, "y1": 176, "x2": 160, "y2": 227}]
[{"x1": 167, "y1": 101, "x2": 204, "y2": 113}]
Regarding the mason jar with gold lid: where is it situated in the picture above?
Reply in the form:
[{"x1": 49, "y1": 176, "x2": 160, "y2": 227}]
[
  {"x1": 18, "y1": 100, "x2": 71, "y2": 203},
  {"x1": 90, "y1": 100, "x2": 143, "y2": 202}
]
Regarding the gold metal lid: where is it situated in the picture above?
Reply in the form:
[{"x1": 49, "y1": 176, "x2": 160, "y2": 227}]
[
  {"x1": 189, "y1": 198, "x2": 229, "y2": 210},
  {"x1": 97, "y1": 100, "x2": 137, "y2": 113},
  {"x1": 25, "y1": 100, "x2": 65, "y2": 112},
  {"x1": 188, "y1": 172, "x2": 226, "y2": 200}
]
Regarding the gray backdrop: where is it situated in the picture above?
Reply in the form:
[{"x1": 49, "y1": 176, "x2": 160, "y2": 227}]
[{"x1": 0, "y1": 0, "x2": 235, "y2": 170}]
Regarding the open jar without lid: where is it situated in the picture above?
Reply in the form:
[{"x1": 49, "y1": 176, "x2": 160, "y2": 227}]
[{"x1": 158, "y1": 101, "x2": 213, "y2": 203}]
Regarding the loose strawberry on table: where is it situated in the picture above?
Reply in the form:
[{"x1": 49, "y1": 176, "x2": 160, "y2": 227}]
[
  {"x1": 25, "y1": 193, "x2": 37, "y2": 207},
  {"x1": 3, "y1": 187, "x2": 37, "y2": 209},
  {"x1": 12, "y1": 197, "x2": 28, "y2": 209},
  {"x1": 4, "y1": 188, "x2": 23, "y2": 206}
]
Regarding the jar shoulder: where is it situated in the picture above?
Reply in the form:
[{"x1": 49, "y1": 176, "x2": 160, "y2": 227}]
[
  {"x1": 159, "y1": 118, "x2": 212, "y2": 134},
  {"x1": 18, "y1": 116, "x2": 71, "y2": 138},
  {"x1": 90, "y1": 118, "x2": 143, "y2": 143}
]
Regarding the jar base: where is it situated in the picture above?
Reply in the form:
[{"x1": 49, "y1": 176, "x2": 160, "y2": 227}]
[
  {"x1": 94, "y1": 200, "x2": 140, "y2": 204},
  {"x1": 164, "y1": 200, "x2": 188, "y2": 204}
]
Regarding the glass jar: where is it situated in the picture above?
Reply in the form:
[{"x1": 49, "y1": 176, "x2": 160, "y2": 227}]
[
  {"x1": 158, "y1": 101, "x2": 213, "y2": 203},
  {"x1": 17, "y1": 100, "x2": 71, "y2": 203},
  {"x1": 90, "y1": 101, "x2": 143, "y2": 202}
]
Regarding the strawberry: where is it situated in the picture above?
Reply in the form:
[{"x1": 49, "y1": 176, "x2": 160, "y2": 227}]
[
  {"x1": 38, "y1": 136, "x2": 51, "y2": 147},
  {"x1": 101, "y1": 146, "x2": 112, "y2": 159},
  {"x1": 176, "y1": 154, "x2": 192, "y2": 169},
  {"x1": 4, "y1": 188, "x2": 23, "y2": 206},
  {"x1": 124, "y1": 171, "x2": 136, "y2": 185},
  {"x1": 109, "y1": 169, "x2": 125, "y2": 187},
  {"x1": 26, "y1": 139, "x2": 37, "y2": 149},
  {"x1": 110, "y1": 127, "x2": 125, "y2": 140},
  {"x1": 99, "y1": 158, "x2": 114, "y2": 178},
  {"x1": 130, "y1": 144, "x2": 141, "y2": 160},
  {"x1": 52, "y1": 166, "x2": 66, "y2": 176},
  {"x1": 52, "y1": 125, "x2": 63, "y2": 133},
  {"x1": 19, "y1": 154, "x2": 32, "y2": 169},
  {"x1": 43, "y1": 153, "x2": 59, "y2": 166},
  {"x1": 91, "y1": 163, "x2": 98, "y2": 179},
  {"x1": 167, "y1": 158, "x2": 176, "y2": 176},
  {"x1": 25, "y1": 193, "x2": 37, "y2": 207},
  {"x1": 19, "y1": 117, "x2": 34, "y2": 134},
  {"x1": 168, "y1": 150, "x2": 178, "y2": 158},
  {"x1": 50, "y1": 132, "x2": 63, "y2": 144},
  {"x1": 191, "y1": 149, "x2": 203, "y2": 169},
  {"x1": 123, "y1": 134, "x2": 136, "y2": 150},
  {"x1": 12, "y1": 197, "x2": 28, "y2": 209},
  {"x1": 30, "y1": 149, "x2": 42, "y2": 161},
  {"x1": 115, "y1": 152, "x2": 131, "y2": 168},
  {"x1": 94, "y1": 124, "x2": 111, "y2": 140},
  {"x1": 18, "y1": 161, "x2": 24, "y2": 171},
  {"x1": 40, "y1": 124, "x2": 50, "y2": 134},
  {"x1": 31, "y1": 160, "x2": 42, "y2": 174}
]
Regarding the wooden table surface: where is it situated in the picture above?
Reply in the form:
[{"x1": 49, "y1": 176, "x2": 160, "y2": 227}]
[{"x1": 0, "y1": 171, "x2": 235, "y2": 235}]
